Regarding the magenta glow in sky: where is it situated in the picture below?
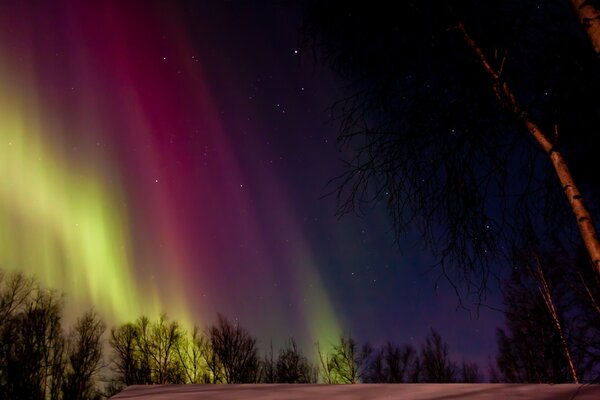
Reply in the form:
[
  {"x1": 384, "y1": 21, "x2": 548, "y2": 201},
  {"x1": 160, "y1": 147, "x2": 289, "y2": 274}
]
[
  {"x1": 0, "y1": 0, "x2": 502, "y2": 363},
  {"x1": 0, "y1": 0, "x2": 342, "y2": 349}
]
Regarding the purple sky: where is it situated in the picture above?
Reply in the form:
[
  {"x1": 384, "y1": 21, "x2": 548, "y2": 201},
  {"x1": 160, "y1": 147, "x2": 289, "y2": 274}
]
[{"x1": 0, "y1": 0, "x2": 505, "y2": 369}]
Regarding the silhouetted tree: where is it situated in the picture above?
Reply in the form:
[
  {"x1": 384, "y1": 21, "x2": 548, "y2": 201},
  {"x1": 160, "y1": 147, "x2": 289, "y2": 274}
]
[
  {"x1": 0, "y1": 270, "x2": 35, "y2": 324},
  {"x1": 487, "y1": 235, "x2": 600, "y2": 383},
  {"x1": 0, "y1": 271, "x2": 35, "y2": 396},
  {"x1": 62, "y1": 310, "x2": 105, "y2": 400},
  {"x1": 364, "y1": 342, "x2": 419, "y2": 383},
  {"x1": 205, "y1": 314, "x2": 259, "y2": 383},
  {"x1": 175, "y1": 325, "x2": 207, "y2": 384},
  {"x1": 420, "y1": 329, "x2": 457, "y2": 383},
  {"x1": 302, "y1": 0, "x2": 600, "y2": 294},
  {"x1": 460, "y1": 361, "x2": 482, "y2": 383},
  {"x1": 495, "y1": 251, "x2": 577, "y2": 383},
  {"x1": 109, "y1": 315, "x2": 186, "y2": 385},
  {"x1": 145, "y1": 314, "x2": 185, "y2": 384},
  {"x1": 1, "y1": 286, "x2": 65, "y2": 399},
  {"x1": 571, "y1": 0, "x2": 600, "y2": 56},
  {"x1": 275, "y1": 338, "x2": 318, "y2": 383},
  {"x1": 363, "y1": 345, "x2": 385, "y2": 383},
  {"x1": 258, "y1": 341, "x2": 276, "y2": 383},
  {"x1": 109, "y1": 322, "x2": 146, "y2": 387},
  {"x1": 571, "y1": 251, "x2": 600, "y2": 382},
  {"x1": 317, "y1": 334, "x2": 369, "y2": 383},
  {"x1": 488, "y1": 363, "x2": 502, "y2": 383}
]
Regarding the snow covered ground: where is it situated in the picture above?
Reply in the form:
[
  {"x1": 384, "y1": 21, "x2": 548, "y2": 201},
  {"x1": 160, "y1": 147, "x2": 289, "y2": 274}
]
[{"x1": 111, "y1": 383, "x2": 600, "y2": 399}]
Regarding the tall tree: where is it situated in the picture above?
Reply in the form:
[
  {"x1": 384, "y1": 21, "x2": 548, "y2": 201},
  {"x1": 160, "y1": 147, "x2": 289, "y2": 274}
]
[
  {"x1": 0, "y1": 271, "x2": 35, "y2": 395},
  {"x1": 495, "y1": 250, "x2": 577, "y2": 383},
  {"x1": 420, "y1": 329, "x2": 457, "y2": 383},
  {"x1": 62, "y1": 310, "x2": 105, "y2": 400},
  {"x1": 363, "y1": 342, "x2": 419, "y2": 383},
  {"x1": 205, "y1": 314, "x2": 259, "y2": 383},
  {"x1": 175, "y1": 325, "x2": 207, "y2": 384},
  {"x1": 109, "y1": 322, "x2": 147, "y2": 387},
  {"x1": 258, "y1": 341, "x2": 276, "y2": 383},
  {"x1": 143, "y1": 314, "x2": 185, "y2": 384},
  {"x1": 571, "y1": 250, "x2": 600, "y2": 381},
  {"x1": 460, "y1": 361, "x2": 482, "y2": 383},
  {"x1": 1, "y1": 286, "x2": 65, "y2": 400},
  {"x1": 108, "y1": 315, "x2": 186, "y2": 386},
  {"x1": 302, "y1": 0, "x2": 600, "y2": 295},
  {"x1": 0, "y1": 271, "x2": 34, "y2": 324},
  {"x1": 571, "y1": 0, "x2": 600, "y2": 56},
  {"x1": 317, "y1": 334, "x2": 370, "y2": 383},
  {"x1": 275, "y1": 338, "x2": 318, "y2": 383}
]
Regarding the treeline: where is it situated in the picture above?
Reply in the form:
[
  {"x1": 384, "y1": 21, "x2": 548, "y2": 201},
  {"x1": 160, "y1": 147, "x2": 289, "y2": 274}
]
[
  {"x1": 0, "y1": 269, "x2": 480, "y2": 399},
  {"x1": 317, "y1": 329, "x2": 481, "y2": 384},
  {"x1": 109, "y1": 312, "x2": 482, "y2": 388},
  {"x1": 111, "y1": 317, "x2": 485, "y2": 387},
  {"x1": 2, "y1": 264, "x2": 600, "y2": 400},
  {"x1": 0, "y1": 271, "x2": 104, "y2": 400}
]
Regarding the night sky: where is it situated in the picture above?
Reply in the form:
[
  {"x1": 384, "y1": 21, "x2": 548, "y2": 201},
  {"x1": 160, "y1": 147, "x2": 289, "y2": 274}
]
[{"x1": 0, "y1": 1, "x2": 503, "y2": 367}]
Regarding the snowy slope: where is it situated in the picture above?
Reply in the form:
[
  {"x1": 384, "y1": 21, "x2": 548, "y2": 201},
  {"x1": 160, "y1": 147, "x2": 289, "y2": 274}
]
[{"x1": 111, "y1": 383, "x2": 600, "y2": 399}]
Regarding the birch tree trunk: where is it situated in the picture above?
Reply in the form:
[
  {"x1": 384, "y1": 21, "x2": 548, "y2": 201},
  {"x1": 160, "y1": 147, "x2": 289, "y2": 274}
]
[
  {"x1": 531, "y1": 254, "x2": 579, "y2": 383},
  {"x1": 571, "y1": 0, "x2": 600, "y2": 57},
  {"x1": 457, "y1": 22, "x2": 600, "y2": 277}
]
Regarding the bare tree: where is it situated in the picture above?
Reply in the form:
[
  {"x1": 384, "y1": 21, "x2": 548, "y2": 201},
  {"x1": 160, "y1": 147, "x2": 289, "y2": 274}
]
[
  {"x1": 460, "y1": 361, "x2": 482, "y2": 383},
  {"x1": 109, "y1": 315, "x2": 186, "y2": 385},
  {"x1": 363, "y1": 346, "x2": 385, "y2": 383},
  {"x1": 201, "y1": 332, "x2": 223, "y2": 384},
  {"x1": 0, "y1": 271, "x2": 35, "y2": 396},
  {"x1": 456, "y1": 19, "x2": 600, "y2": 278},
  {"x1": 109, "y1": 322, "x2": 146, "y2": 387},
  {"x1": 175, "y1": 325, "x2": 207, "y2": 384},
  {"x1": 316, "y1": 341, "x2": 336, "y2": 384},
  {"x1": 571, "y1": 251, "x2": 600, "y2": 381},
  {"x1": 495, "y1": 254, "x2": 578, "y2": 383},
  {"x1": 317, "y1": 334, "x2": 369, "y2": 383},
  {"x1": 488, "y1": 363, "x2": 502, "y2": 383},
  {"x1": 62, "y1": 310, "x2": 106, "y2": 400},
  {"x1": 364, "y1": 342, "x2": 419, "y2": 383},
  {"x1": 529, "y1": 252, "x2": 579, "y2": 382},
  {"x1": 275, "y1": 338, "x2": 318, "y2": 383},
  {"x1": 302, "y1": 0, "x2": 600, "y2": 298},
  {"x1": 1, "y1": 286, "x2": 66, "y2": 400},
  {"x1": 205, "y1": 314, "x2": 259, "y2": 383},
  {"x1": 420, "y1": 329, "x2": 457, "y2": 383},
  {"x1": 145, "y1": 314, "x2": 184, "y2": 384},
  {"x1": 571, "y1": 0, "x2": 600, "y2": 56},
  {"x1": 258, "y1": 341, "x2": 276, "y2": 383},
  {"x1": 0, "y1": 271, "x2": 35, "y2": 324}
]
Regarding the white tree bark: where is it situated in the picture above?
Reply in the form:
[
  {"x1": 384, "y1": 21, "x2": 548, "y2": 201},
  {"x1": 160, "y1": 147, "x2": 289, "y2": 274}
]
[
  {"x1": 531, "y1": 254, "x2": 579, "y2": 383},
  {"x1": 571, "y1": 0, "x2": 600, "y2": 57},
  {"x1": 457, "y1": 22, "x2": 600, "y2": 277}
]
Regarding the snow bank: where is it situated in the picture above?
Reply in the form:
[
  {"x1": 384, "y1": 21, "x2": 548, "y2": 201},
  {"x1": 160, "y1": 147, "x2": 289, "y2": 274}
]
[{"x1": 111, "y1": 383, "x2": 600, "y2": 399}]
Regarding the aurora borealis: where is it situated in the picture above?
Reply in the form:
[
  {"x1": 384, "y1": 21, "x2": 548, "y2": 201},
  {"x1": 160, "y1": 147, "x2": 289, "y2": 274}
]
[{"x1": 0, "y1": 0, "x2": 501, "y2": 364}]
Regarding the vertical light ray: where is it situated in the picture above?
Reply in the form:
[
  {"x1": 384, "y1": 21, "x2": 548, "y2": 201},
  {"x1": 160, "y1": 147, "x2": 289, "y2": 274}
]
[
  {"x1": 0, "y1": 0, "x2": 345, "y2": 350},
  {"x1": 0, "y1": 74, "x2": 144, "y2": 322}
]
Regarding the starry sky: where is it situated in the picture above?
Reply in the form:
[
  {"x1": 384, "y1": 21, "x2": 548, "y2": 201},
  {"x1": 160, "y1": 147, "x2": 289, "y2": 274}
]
[{"x1": 0, "y1": 0, "x2": 503, "y2": 367}]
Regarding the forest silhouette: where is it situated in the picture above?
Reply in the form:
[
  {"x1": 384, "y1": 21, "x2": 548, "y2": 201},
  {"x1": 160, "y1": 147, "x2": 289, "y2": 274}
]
[
  {"x1": 1, "y1": 267, "x2": 599, "y2": 399},
  {"x1": 4, "y1": 0, "x2": 600, "y2": 397}
]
